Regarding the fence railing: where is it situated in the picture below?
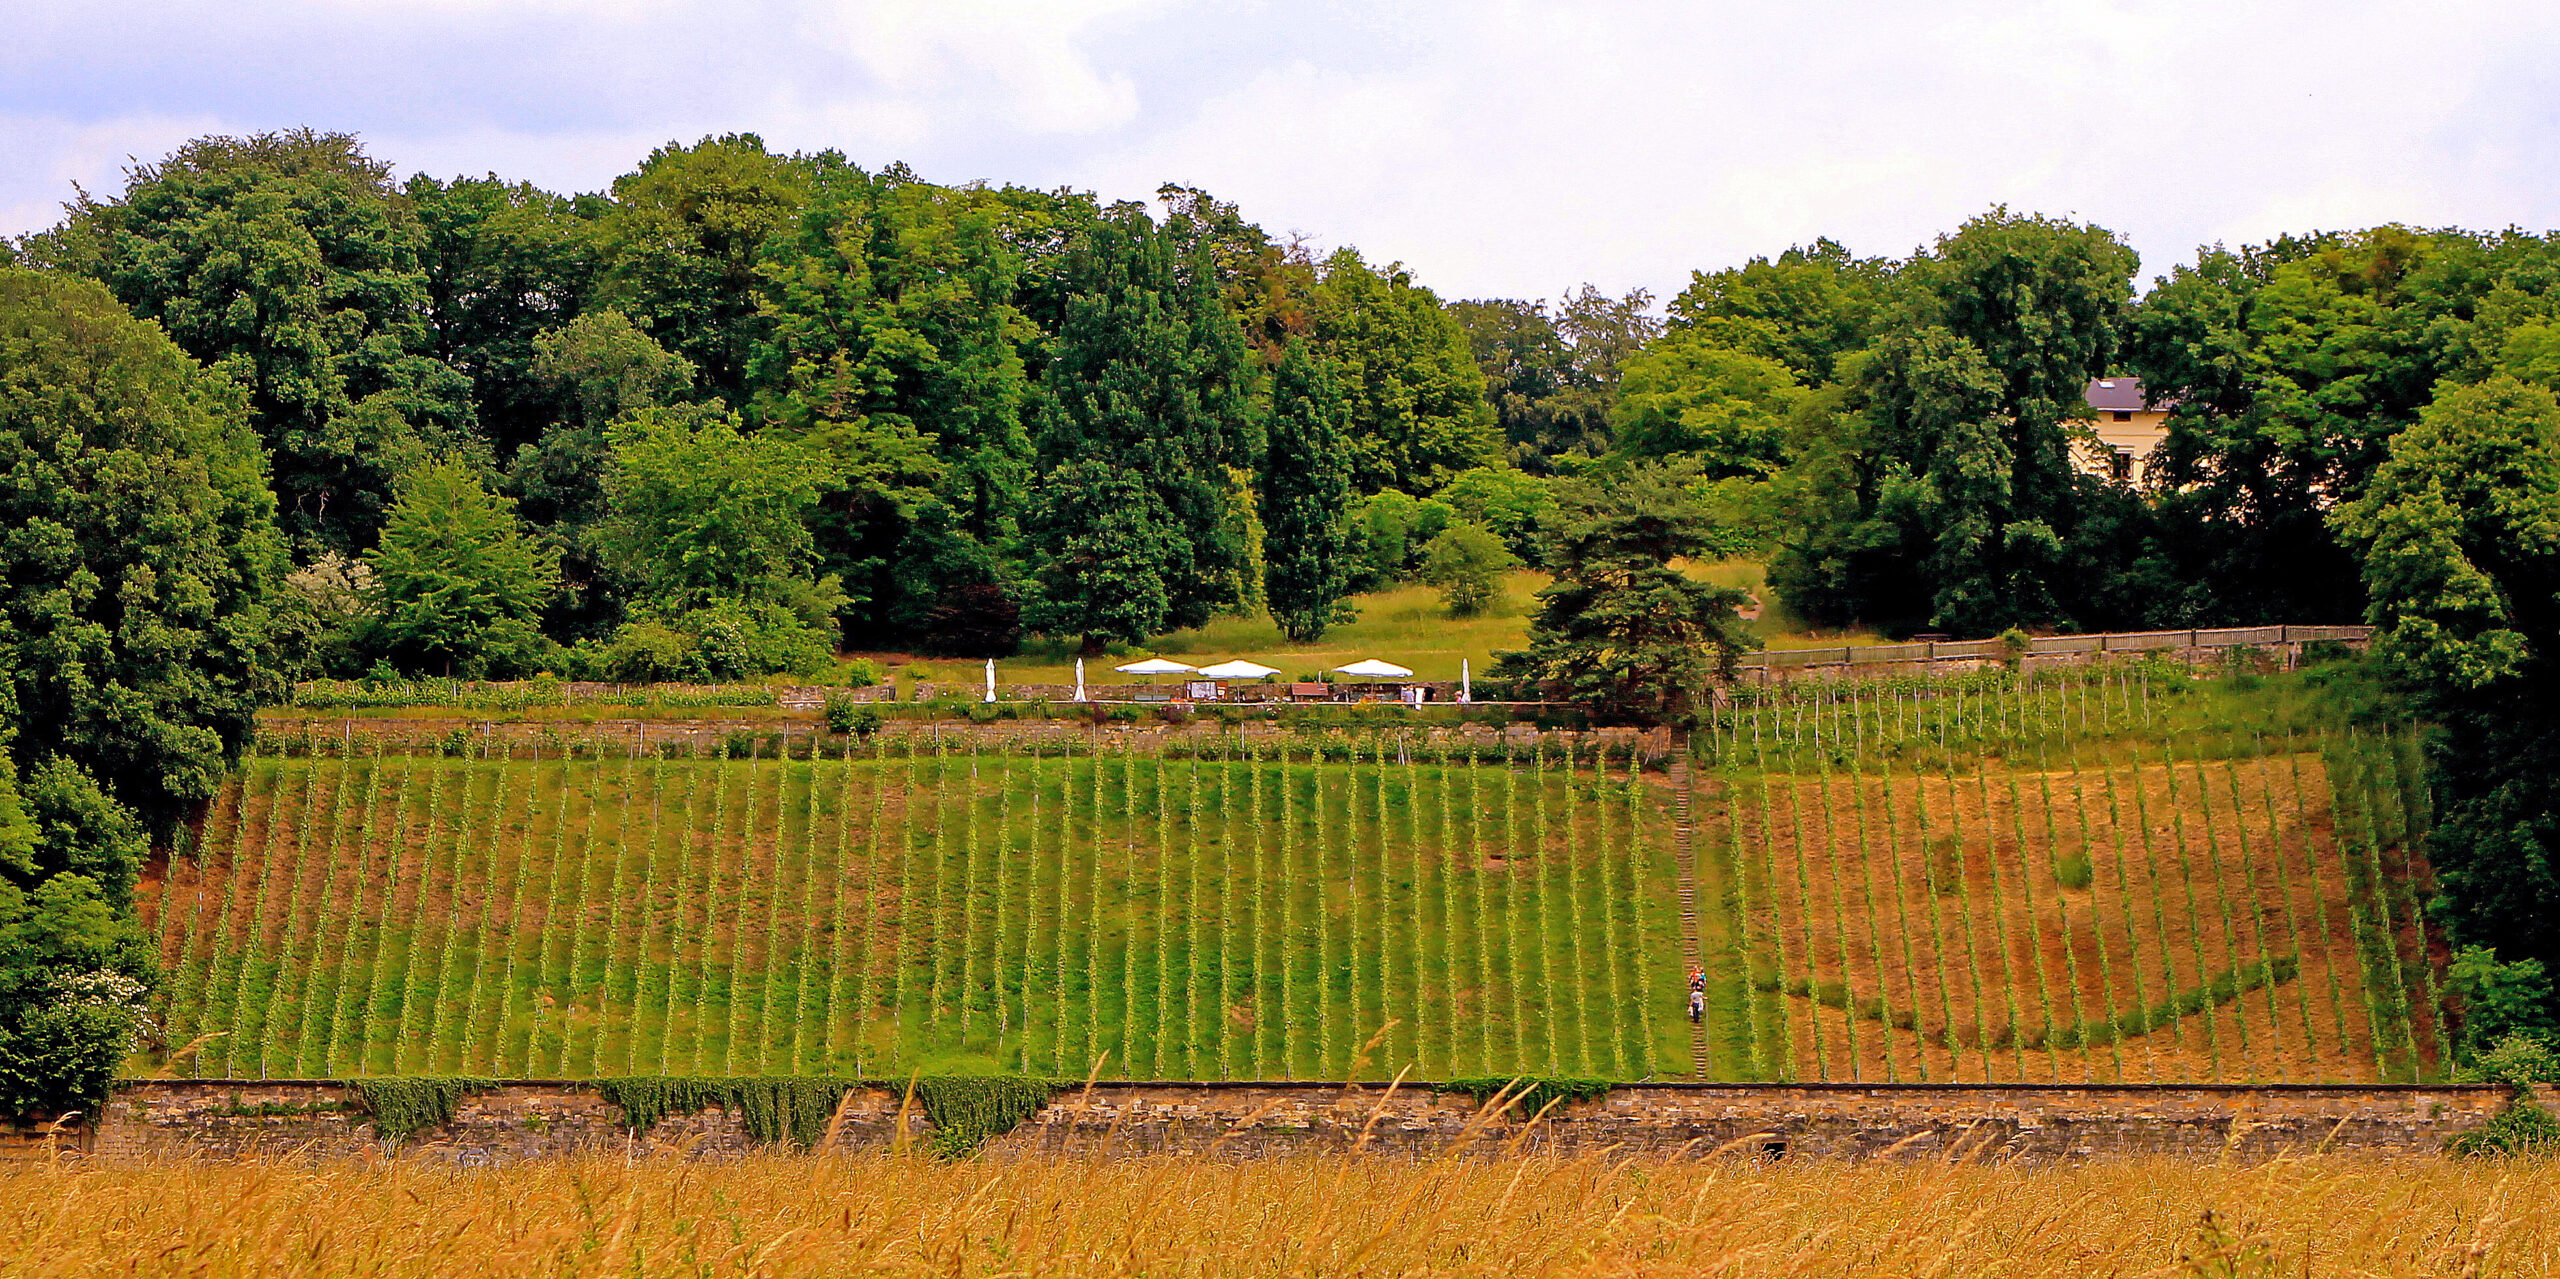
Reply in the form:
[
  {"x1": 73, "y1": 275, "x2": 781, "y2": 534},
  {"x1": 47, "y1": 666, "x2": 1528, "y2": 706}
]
[{"x1": 1738, "y1": 624, "x2": 2371, "y2": 670}]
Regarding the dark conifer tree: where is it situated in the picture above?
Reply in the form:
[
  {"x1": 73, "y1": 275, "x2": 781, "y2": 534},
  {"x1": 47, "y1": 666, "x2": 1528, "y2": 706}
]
[{"x1": 1262, "y1": 342, "x2": 1354, "y2": 641}]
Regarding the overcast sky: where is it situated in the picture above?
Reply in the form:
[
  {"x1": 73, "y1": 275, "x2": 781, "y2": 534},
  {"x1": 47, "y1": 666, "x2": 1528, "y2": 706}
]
[{"x1": 6, "y1": 0, "x2": 2557, "y2": 305}]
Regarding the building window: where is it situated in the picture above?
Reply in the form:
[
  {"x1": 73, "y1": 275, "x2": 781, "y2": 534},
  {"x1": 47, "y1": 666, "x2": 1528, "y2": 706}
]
[
  {"x1": 2110, "y1": 449, "x2": 2134, "y2": 483},
  {"x1": 2111, "y1": 410, "x2": 2133, "y2": 422}
]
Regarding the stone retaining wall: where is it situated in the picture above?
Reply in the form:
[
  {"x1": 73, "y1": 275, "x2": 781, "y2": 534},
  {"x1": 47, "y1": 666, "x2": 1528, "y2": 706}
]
[{"x1": 55, "y1": 1080, "x2": 2533, "y2": 1165}]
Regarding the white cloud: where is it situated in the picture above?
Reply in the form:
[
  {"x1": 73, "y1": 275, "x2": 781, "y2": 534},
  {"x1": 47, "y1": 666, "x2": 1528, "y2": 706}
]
[{"x1": 807, "y1": 0, "x2": 1167, "y2": 135}]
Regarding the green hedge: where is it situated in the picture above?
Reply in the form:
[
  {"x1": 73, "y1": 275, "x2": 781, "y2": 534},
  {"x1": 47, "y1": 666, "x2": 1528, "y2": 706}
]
[{"x1": 1436, "y1": 1076, "x2": 1614, "y2": 1118}]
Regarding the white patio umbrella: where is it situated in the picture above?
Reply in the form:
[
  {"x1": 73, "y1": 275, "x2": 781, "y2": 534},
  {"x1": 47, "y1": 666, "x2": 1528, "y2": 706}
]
[
  {"x1": 1194, "y1": 659, "x2": 1282, "y2": 680},
  {"x1": 1331, "y1": 659, "x2": 1416, "y2": 679},
  {"x1": 1112, "y1": 657, "x2": 1198, "y2": 676}
]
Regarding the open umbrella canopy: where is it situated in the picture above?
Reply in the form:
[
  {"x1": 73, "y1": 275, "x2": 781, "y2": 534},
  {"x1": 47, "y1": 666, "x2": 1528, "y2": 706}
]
[
  {"x1": 1194, "y1": 660, "x2": 1282, "y2": 680},
  {"x1": 1112, "y1": 657, "x2": 1198, "y2": 676},
  {"x1": 1331, "y1": 659, "x2": 1416, "y2": 679}
]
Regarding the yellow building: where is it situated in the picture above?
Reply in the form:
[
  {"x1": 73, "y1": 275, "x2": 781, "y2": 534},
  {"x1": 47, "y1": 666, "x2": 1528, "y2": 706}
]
[{"x1": 2079, "y1": 376, "x2": 2170, "y2": 484}]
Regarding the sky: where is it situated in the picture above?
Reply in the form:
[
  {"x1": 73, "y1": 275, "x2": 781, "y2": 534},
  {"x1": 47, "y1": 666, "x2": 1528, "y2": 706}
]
[{"x1": 6, "y1": 0, "x2": 2558, "y2": 305}]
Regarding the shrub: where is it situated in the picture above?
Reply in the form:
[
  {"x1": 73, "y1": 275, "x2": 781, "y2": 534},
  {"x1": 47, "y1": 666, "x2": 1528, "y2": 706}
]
[
  {"x1": 825, "y1": 697, "x2": 883, "y2": 739},
  {"x1": 2054, "y1": 850, "x2": 2095, "y2": 891}
]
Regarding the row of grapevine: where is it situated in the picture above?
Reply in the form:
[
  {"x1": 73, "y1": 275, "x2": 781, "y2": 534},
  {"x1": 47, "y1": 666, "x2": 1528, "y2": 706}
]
[
  {"x1": 147, "y1": 732, "x2": 1682, "y2": 1081},
  {"x1": 1697, "y1": 727, "x2": 2445, "y2": 1083}
]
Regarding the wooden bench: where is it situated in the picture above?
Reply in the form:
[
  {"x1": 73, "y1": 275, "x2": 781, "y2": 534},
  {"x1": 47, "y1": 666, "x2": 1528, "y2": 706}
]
[{"x1": 1289, "y1": 683, "x2": 1331, "y2": 702}]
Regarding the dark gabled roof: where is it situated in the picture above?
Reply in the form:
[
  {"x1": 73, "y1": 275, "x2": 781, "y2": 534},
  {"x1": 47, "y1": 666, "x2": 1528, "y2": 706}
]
[{"x1": 2084, "y1": 377, "x2": 2167, "y2": 412}]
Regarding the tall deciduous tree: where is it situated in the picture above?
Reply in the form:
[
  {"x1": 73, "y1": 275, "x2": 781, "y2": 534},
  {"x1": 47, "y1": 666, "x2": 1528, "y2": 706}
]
[
  {"x1": 1261, "y1": 342, "x2": 1355, "y2": 641},
  {"x1": 1312, "y1": 248, "x2": 1499, "y2": 494},
  {"x1": 2336, "y1": 376, "x2": 2560, "y2": 1038},
  {"x1": 1495, "y1": 462, "x2": 1757, "y2": 723},
  {"x1": 364, "y1": 461, "x2": 558, "y2": 677},
  {"x1": 34, "y1": 130, "x2": 476, "y2": 551},
  {"x1": 593, "y1": 134, "x2": 816, "y2": 403},
  {"x1": 1026, "y1": 203, "x2": 1260, "y2": 647},
  {"x1": 407, "y1": 173, "x2": 605, "y2": 459},
  {"x1": 0, "y1": 269, "x2": 286, "y2": 832},
  {"x1": 753, "y1": 168, "x2": 1027, "y2": 647},
  {"x1": 1770, "y1": 209, "x2": 2137, "y2": 635}
]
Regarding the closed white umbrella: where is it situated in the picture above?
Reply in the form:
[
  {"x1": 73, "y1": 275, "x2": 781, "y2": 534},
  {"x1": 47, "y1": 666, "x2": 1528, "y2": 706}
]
[
  {"x1": 1195, "y1": 660, "x2": 1282, "y2": 680},
  {"x1": 1113, "y1": 657, "x2": 1197, "y2": 676},
  {"x1": 1331, "y1": 659, "x2": 1416, "y2": 679}
]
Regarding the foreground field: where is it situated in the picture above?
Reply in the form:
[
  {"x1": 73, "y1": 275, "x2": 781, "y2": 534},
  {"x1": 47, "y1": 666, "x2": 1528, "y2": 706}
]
[{"x1": 4, "y1": 1154, "x2": 2554, "y2": 1277}]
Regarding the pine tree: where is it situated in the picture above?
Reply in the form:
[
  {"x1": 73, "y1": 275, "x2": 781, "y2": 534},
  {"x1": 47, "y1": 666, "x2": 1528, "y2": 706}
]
[{"x1": 1262, "y1": 342, "x2": 1355, "y2": 641}]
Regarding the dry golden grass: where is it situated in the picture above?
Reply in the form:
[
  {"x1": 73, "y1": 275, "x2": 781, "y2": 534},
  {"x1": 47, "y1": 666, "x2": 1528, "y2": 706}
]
[{"x1": 7, "y1": 1153, "x2": 2560, "y2": 1277}]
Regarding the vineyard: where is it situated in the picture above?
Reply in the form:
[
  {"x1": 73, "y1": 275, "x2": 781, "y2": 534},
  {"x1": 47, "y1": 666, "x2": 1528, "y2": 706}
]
[
  {"x1": 139, "y1": 663, "x2": 2451, "y2": 1084},
  {"x1": 141, "y1": 732, "x2": 1684, "y2": 1081},
  {"x1": 1694, "y1": 664, "x2": 2447, "y2": 1083}
]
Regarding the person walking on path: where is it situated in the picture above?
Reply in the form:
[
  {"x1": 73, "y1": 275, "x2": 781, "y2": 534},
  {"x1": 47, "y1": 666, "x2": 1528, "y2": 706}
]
[{"x1": 1687, "y1": 968, "x2": 1707, "y2": 1024}]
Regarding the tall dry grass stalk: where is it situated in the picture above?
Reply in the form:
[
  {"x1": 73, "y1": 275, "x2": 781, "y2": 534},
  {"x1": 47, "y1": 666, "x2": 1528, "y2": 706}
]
[{"x1": 7, "y1": 1153, "x2": 2558, "y2": 1277}]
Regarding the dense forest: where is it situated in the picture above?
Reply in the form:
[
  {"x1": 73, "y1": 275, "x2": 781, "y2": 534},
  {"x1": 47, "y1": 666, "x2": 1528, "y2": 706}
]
[{"x1": 5, "y1": 127, "x2": 2560, "y2": 1110}]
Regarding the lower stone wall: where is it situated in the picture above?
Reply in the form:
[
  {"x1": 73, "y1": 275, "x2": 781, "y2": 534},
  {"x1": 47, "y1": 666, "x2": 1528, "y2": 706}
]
[{"x1": 65, "y1": 1080, "x2": 2529, "y2": 1165}]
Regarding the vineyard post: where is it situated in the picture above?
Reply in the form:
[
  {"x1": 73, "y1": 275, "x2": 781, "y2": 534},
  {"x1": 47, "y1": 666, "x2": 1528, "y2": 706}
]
[
  {"x1": 319, "y1": 741, "x2": 395, "y2": 1076},
  {"x1": 2185, "y1": 735, "x2": 2262, "y2": 1072},
  {"x1": 1152, "y1": 741, "x2": 1175, "y2": 1077},
  {"x1": 1754, "y1": 738, "x2": 1811, "y2": 1080},
  {"x1": 480, "y1": 741, "x2": 550, "y2": 1073},
  {"x1": 1596, "y1": 743, "x2": 1627, "y2": 1078},
  {"x1": 647, "y1": 760, "x2": 703, "y2": 1076},
  {"x1": 2053, "y1": 739, "x2": 2124, "y2": 1082},
  {"x1": 1811, "y1": 759, "x2": 1865, "y2": 1080},
  {"x1": 1995, "y1": 767, "x2": 2062, "y2": 1080},
  {"x1": 2281, "y1": 732, "x2": 2357, "y2": 1076},
  {"x1": 1724, "y1": 751, "x2": 1770, "y2": 1078},
  {"x1": 786, "y1": 734, "x2": 831, "y2": 1072},
  {"x1": 2028, "y1": 755, "x2": 2096, "y2": 1080},
  {"x1": 1874, "y1": 757, "x2": 1934, "y2": 1080},
  {"x1": 413, "y1": 740, "x2": 486, "y2": 1076},
  {"x1": 2240, "y1": 733, "x2": 2324, "y2": 1076},
  {"x1": 1185, "y1": 745, "x2": 1205, "y2": 1077},
  {"x1": 2338, "y1": 729, "x2": 2419, "y2": 1079},
  {"x1": 829, "y1": 734, "x2": 863, "y2": 1074},
  {"x1": 1564, "y1": 738, "x2": 1594, "y2": 1074},
  {"x1": 552, "y1": 746, "x2": 606, "y2": 1074},
  {"x1": 276, "y1": 732, "x2": 360, "y2": 1075},
  {"x1": 1401, "y1": 732, "x2": 1426, "y2": 1077},
  {"x1": 591, "y1": 737, "x2": 644, "y2": 1077},
  {"x1": 1932, "y1": 748, "x2": 1998, "y2": 1081},
  {"x1": 165, "y1": 738, "x2": 257, "y2": 1065},
  {"x1": 2157, "y1": 738, "x2": 2233, "y2": 1080},
  {"x1": 1844, "y1": 754, "x2": 1900, "y2": 1082}
]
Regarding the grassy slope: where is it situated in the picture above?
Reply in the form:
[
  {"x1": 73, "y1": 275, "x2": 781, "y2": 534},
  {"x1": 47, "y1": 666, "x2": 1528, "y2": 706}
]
[
  {"x1": 878, "y1": 564, "x2": 1885, "y2": 688},
  {"x1": 143, "y1": 743, "x2": 1689, "y2": 1082}
]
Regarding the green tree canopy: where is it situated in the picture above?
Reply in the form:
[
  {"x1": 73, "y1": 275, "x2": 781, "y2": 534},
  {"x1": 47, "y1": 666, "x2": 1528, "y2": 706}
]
[
  {"x1": 1026, "y1": 202, "x2": 1260, "y2": 646},
  {"x1": 594, "y1": 134, "x2": 817, "y2": 402},
  {"x1": 1419, "y1": 520, "x2": 1517, "y2": 619},
  {"x1": 1609, "y1": 330, "x2": 1805, "y2": 474},
  {"x1": 363, "y1": 460, "x2": 559, "y2": 677},
  {"x1": 408, "y1": 173, "x2": 605, "y2": 458},
  {"x1": 1667, "y1": 238, "x2": 1890, "y2": 386},
  {"x1": 593, "y1": 406, "x2": 840, "y2": 621},
  {"x1": 2336, "y1": 375, "x2": 2560, "y2": 1037},
  {"x1": 34, "y1": 129, "x2": 475, "y2": 551},
  {"x1": 753, "y1": 169, "x2": 1028, "y2": 646},
  {"x1": 0, "y1": 268, "x2": 285, "y2": 831},
  {"x1": 1312, "y1": 248, "x2": 1499, "y2": 494},
  {"x1": 1261, "y1": 342, "x2": 1355, "y2": 642}
]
